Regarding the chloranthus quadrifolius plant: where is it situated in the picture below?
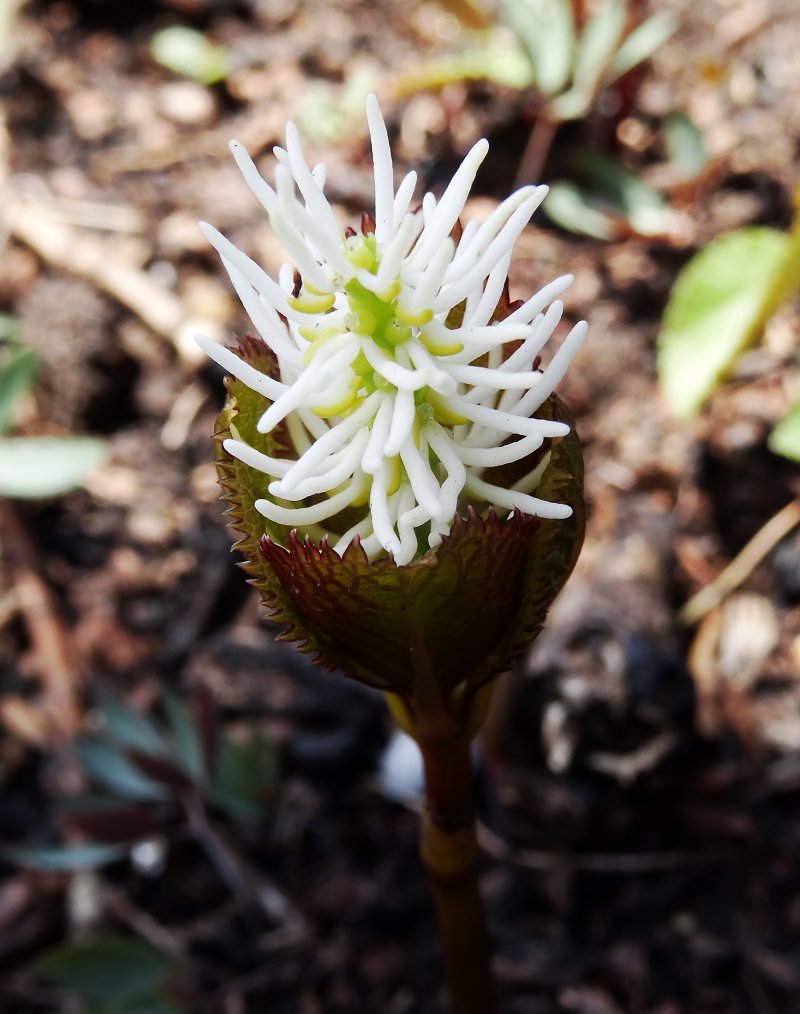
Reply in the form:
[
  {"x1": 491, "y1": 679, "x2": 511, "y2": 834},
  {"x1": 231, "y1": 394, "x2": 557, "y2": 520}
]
[{"x1": 198, "y1": 96, "x2": 586, "y2": 716}]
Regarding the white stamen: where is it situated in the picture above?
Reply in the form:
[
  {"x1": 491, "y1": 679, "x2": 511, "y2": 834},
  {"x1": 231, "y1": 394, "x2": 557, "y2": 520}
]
[
  {"x1": 256, "y1": 473, "x2": 367, "y2": 526},
  {"x1": 229, "y1": 141, "x2": 277, "y2": 212},
  {"x1": 221, "y1": 259, "x2": 303, "y2": 367},
  {"x1": 399, "y1": 434, "x2": 448, "y2": 522},
  {"x1": 362, "y1": 393, "x2": 394, "y2": 475},
  {"x1": 433, "y1": 189, "x2": 547, "y2": 313},
  {"x1": 408, "y1": 138, "x2": 490, "y2": 271},
  {"x1": 366, "y1": 213, "x2": 423, "y2": 295},
  {"x1": 223, "y1": 438, "x2": 293, "y2": 477},
  {"x1": 392, "y1": 171, "x2": 418, "y2": 233},
  {"x1": 464, "y1": 474, "x2": 572, "y2": 520},
  {"x1": 283, "y1": 122, "x2": 342, "y2": 241},
  {"x1": 443, "y1": 395, "x2": 570, "y2": 438},
  {"x1": 276, "y1": 392, "x2": 381, "y2": 489},
  {"x1": 366, "y1": 93, "x2": 395, "y2": 247},
  {"x1": 400, "y1": 237, "x2": 454, "y2": 319},
  {"x1": 505, "y1": 321, "x2": 588, "y2": 418},
  {"x1": 199, "y1": 96, "x2": 586, "y2": 565},
  {"x1": 505, "y1": 274, "x2": 574, "y2": 324},
  {"x1": 465, "y1": 252, "x2": 512, "y2": 329},
  {"x1": 257, "y1": 341, "x2": 359, "y2": 433},
  {"x1": 426, "y1": 423, "x2": 466, "y2": 519},
  {"x1": 369, "y1": 465, "x2": 403, "y2": 559},
  {"x1": 199, "y1": 222, "x2": 300, "y2": 323},
  {"x1": 453, "y1": 433, "x2": 545, "y2": 467},
  {"x1": 195, "y1": 334, "x2": 285, "y2": 400},
  {"x1": 448, "y1": 186, "x2": 544, "y2": 275},
  {"x1": 360, "y1": 339, "x2": 429, "y2": 392},
  {"x1": 271, "y1": 428, "x2": 370, "y2": 500},
  {"x1": 384, "y1": 387, "x2": 415, "y2": 457}
]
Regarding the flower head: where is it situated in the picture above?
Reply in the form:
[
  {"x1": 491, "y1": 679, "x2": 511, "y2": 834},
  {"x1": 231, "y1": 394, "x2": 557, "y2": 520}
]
[{"x1": 198, "y1": 96, "x2": 586, "y2": 567}]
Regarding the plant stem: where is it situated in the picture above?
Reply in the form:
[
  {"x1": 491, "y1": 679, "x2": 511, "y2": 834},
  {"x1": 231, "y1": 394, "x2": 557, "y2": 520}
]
[
  {"x1": 418, "y1": 735, "x2": 496, "y2": 1014},
  {"x1": 515, "y1": 114, "x2": 558, "y2": 189}
]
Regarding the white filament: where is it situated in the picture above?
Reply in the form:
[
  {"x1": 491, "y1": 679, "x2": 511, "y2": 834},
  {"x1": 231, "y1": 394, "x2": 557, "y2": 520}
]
[{"x1": 197, "y1": 96, "x2": 587, "y2": 565}]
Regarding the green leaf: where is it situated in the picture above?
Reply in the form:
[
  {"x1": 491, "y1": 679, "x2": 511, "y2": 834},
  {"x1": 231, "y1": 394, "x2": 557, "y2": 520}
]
[
  {"x1": 534, "y1": 0, "x2": 575, "y2": 96},
  {"x1": 394, "y1": 47, "x2": 536, "y2": 95},
  {"x1": 769, "y1": 399, "x2": 800, "y2": 462},
  {"x1": 0, "y1": 314, "x2": 20, "y2": 341},
  {"x1": 96, "y1": 698, "x2": 168, "y2": 758},
  {"x1": 571, "y1": 0, "x2": 626, "y2": 94},
  {"x1": 36, "y1": 937, "x2": 174, "y2": 1004},
  {"x1": 542, "y1": 163, "x2": 669, "y2": 240},
  {"x1": 504, "y1": 0, "x2": 574, "y2": 96},
  {"x1": 0, "y1": 841, "x2": 130, "y2": 871},
  {"x1": 657, "y1": 228, "x2": 794, "y2": 418},
  {"x1": 574, "y1": 151, "x2": 669, "y2": 235},
  {"x1": 210, "y1": 730, "x2": 277, "y2": 820},
  {"x1": 771, "y1": 199, "x2": 800, "y2": 308},
  {"x1": 0, "y1": 343, "x2": 37, "y2": 435},
  {"x1": 150, "y1": 26, "x2": 228, "y2": 85},
  {"x1": 664, "y1": 111, "x2": 707, "y2": 181},
  {"x1": 74, "y1": 739, "x2": 171, "y2": 802},
  {"x1": 0, "y1": 436, "x2": 107, "y2": 498},
  {"x1": 163, "y1": 692, "x2": 206, "y2": 784},
  {"x1": 295, "y1": 68, "x2": 379, "y2": 143},
  {"x1": 549, "y1": 0, "x2": 628, "y2": 119},
  {"x1": 541, "y1": 180, "x2": 618, "y2": 239},
  {"x1": 603, "y1": 12, "x2": 676, "y2": 85}
]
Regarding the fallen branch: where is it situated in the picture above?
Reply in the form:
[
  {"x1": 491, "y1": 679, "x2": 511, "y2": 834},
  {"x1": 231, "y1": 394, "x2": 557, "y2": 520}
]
[
  {"x1": 477, "y1": 821, "x2": 718, "y2": 873},
  {"x1": 0, "y1": 501, "x2": 81, "y2": 739},
  {"x1": 1, "y1": 190, "x2": 222, "y2": 364}
]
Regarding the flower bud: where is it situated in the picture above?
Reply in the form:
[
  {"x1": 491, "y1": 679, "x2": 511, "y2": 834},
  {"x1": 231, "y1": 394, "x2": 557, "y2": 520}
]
[{"x1": 202, "y1": 97, "x2": 585, "y2": 714}]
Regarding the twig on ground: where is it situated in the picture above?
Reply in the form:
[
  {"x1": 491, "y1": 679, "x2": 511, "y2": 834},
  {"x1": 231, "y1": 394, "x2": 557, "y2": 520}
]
[
  {"x1": 0, "y1": 188, "x2": 222, "y2": 364},
  {"x1": 183, "y1": 794, "x2": 307, "y2": 935},
  {"x1": 680, "y1": 498, "x2": 800, "y2": 625},
  {"x1": 102, "y1": 884, "x2": 188, "y2": 961},
  {"x1": 477, "y1": 821, "x2": 716, "y2": 873},
  {"x1": 0, "y1": 501, "x2": 82, "y2": 740}
]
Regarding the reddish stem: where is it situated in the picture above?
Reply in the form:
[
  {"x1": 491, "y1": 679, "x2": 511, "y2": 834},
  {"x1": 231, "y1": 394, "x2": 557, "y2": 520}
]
[{"x1": 418, "y1": 735, "x2": 496, "y2": 1014}]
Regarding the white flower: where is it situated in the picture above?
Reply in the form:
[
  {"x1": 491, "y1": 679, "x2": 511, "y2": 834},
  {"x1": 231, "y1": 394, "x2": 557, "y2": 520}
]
[{"x1": 197, "y1": 95, "x2": 587, "y2": 567}]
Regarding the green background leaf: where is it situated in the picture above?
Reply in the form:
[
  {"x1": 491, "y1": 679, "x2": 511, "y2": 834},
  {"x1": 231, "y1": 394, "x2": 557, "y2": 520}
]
[
  {"x1": 36, "y1": 936, "x2": 178, "y2": 1009},
  {"x1": 210, "y1": 730, "x2": 278, "y2": 819},
  {"x1": 393, "y1": 46, "x2": 535, "y2": 95},
  {"x1": 0, "y1": 435, "x2": 107, "y2": 498},
  {"x1": 603, "y1": 12, "x2": 676, "y2": 85},
  {"x1": 150, "y1": 26, "x2": 228, "y2": 85},
  {"x1": 541, "y1": 182, "x2": 618, "y2": 240},
  {"x1": 96, "y1": 698, "x2": 168, "y2": 758},
  {"x1": 503, "y1": 0, "x2": 573, "y2": 96},
  {"x1": 0, "y1": 343, "x2": 36, "y2": 434},
  {"x1": 664, "y1": 111, "x2": 707, "y2": 181},
  {"x1": 571, "y1": 0, "x2": 625, "y2": 93},
  {"x1": 0, "y1": 841, "x2": 130, "y2": 871},
  {"x1": 73, "y1": 739, "x2": 171, "y2": 802},
  {"x1": 769, "y1": 399, "x2": 800, "y2": 462},
  {"x1": 657, "y1": 227, "x2": 794, "y2": 418}
]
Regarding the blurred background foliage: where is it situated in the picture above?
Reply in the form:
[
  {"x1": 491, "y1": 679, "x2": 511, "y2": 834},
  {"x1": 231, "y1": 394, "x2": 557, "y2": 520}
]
[{"x1": 0, "y1": 0, "x2": 799, "y2": 1010}]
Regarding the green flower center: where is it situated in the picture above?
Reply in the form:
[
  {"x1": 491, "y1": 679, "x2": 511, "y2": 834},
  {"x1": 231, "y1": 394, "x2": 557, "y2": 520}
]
[{"x1": 284, "y1": 234, "x2": 466, "y2": 426}]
